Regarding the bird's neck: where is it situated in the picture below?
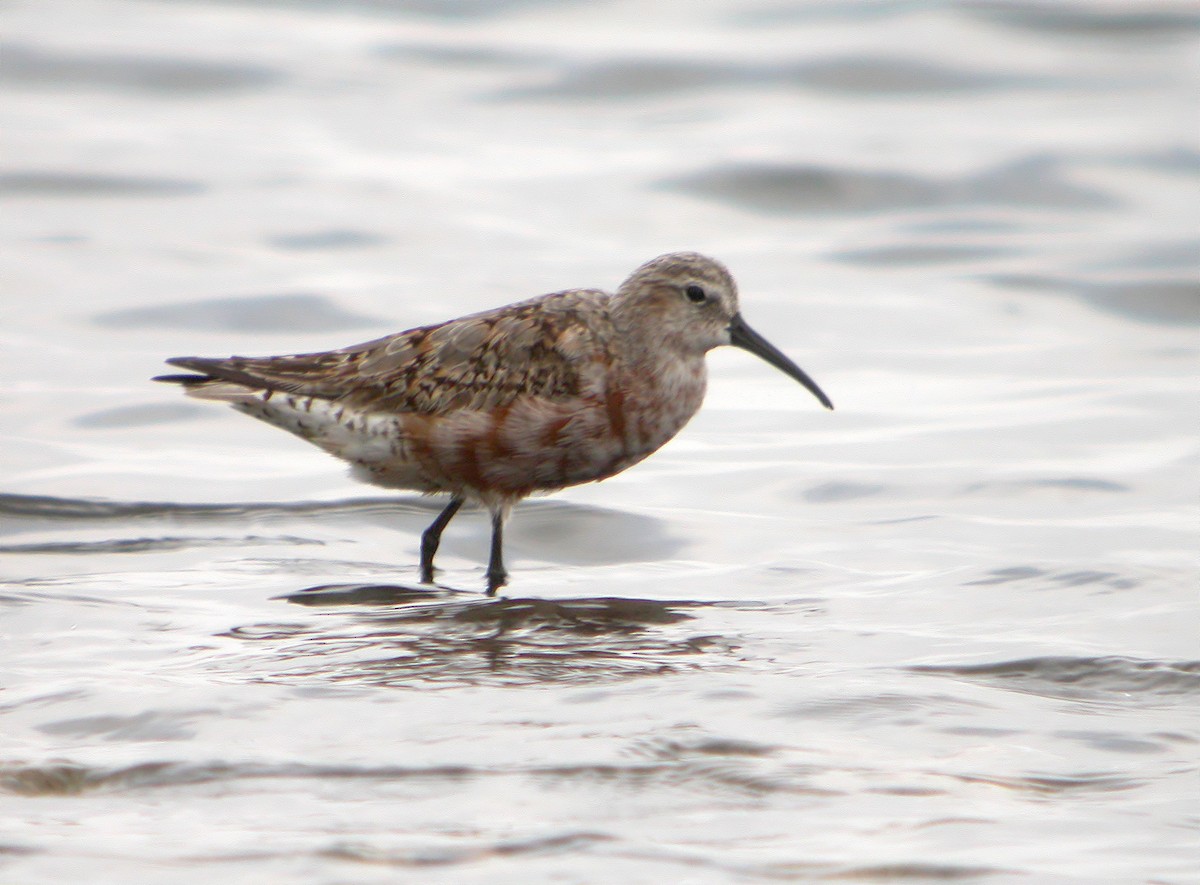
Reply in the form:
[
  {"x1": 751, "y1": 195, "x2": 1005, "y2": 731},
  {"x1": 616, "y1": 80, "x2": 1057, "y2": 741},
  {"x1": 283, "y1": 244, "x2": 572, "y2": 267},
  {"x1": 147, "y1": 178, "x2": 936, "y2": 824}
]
[{"x1": 609, "y1": 298, "x2": 709, "y2": 457}]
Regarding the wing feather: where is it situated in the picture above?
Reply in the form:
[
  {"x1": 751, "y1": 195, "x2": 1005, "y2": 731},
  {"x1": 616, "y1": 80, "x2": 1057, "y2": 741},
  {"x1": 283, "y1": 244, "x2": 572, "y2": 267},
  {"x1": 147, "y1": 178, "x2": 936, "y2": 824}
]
[{"x1": 164, "y1": 289, "x2": 614, "y2": 415}]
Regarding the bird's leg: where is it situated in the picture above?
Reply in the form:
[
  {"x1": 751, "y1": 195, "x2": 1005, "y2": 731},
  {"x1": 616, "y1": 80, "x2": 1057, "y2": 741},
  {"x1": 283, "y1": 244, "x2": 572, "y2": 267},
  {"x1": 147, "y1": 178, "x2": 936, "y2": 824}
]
[
  {"x1": 419, "y1": 496, "x2": 464, "y2": 584},
  {"x1": 485, "y1": 507, "x2": 508, "y2": 596}
]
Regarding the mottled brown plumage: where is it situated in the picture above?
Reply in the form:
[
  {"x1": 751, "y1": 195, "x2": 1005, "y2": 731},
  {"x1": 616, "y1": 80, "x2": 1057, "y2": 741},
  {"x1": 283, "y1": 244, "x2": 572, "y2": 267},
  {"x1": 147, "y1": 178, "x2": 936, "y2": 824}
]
[
  {"x1": 156, "y1": 252, "x2": 832, "y2": 593},
  {"x1": 172, "y1": 289, "x2": 604, "y2": 413}
]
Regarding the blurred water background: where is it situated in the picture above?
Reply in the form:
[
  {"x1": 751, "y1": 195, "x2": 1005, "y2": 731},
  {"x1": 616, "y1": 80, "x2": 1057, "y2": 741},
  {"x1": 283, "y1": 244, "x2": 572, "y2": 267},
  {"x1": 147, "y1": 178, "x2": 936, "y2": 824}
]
[{"x1": 1, "y1": 1, "x2": 1198, "y2": 882}]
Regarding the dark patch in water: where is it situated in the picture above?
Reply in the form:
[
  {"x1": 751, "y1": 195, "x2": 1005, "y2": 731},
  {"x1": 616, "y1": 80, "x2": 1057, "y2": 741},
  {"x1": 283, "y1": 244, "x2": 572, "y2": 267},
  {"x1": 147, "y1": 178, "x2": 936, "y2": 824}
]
[
  {"x1": 1054, "y1": 730, "x2": 1170, "y2": 755},
  {"x1": 660, "y1": 156, "x2": 1114, "y2": 215},
  {"x1": 963, "y1": 566, "x2": 1047, "y2": 585},
  {"x1": 0, "y1": 749, "x2": 818, "y2": 811},
  {"x1": 663, "y1": 163, "x2": 934, "y2": 214},
  {"x1": 829, "y1": 243, "x2": 1013, "y2": 266},
  {"x1": 93, "y1": 292, "x2": 385, "y2": 332},
  {"x1": 0, "y1": 760, "x2": 475, "y2": 796},
  {"x1": 910, "y1": 656, "x2": 1200, "y2": 701},
  {"x1": 0, "y1": 534, "x2": 321, "y2": 555},
  {"x1": 731, "y1": 3, "x2": 917, "y2": 26},
  {"x1": 266, "y1": 229, "x2": 388, "y2": 250},
  {"x1": 790, "y1": 56, "x2": 1043, "y2": 94},
  {"x1": 962, "y1": 1, "x2": 1200, "y2": 41},
  {"x1": 187, "y1": 0, "x2": 562, "y2": 19},
  {"x1": 823, "y1": 861, "x2": 1009, "y2": 880},
  {"x1": 952, "y1": 770, "x2": 1141, "y2": 796},
  {"x1": 0, "y1": 492, "x2": 435, "y2": 525},
  {"x1": 0, "y1": 171, "x2": 205, "y2": 198},
  {"x1": 803, "y1": 481, "x2": 890, "y2": 503},
  {"x1": 784, "y1": 691, "x2": 988, "y2": 726},
  {"x1": 31, "y1": 232, "x2": 90, "y2": 244},
  {"x1": 0, "y1": 42, "x2": 282, "y2": 94},
  {"x1": 319, "y1": 831, "x2": 612, "y2": 867},
  {"x1": 500, "y1": 59, "x2": 740, "y2": 99},
  {"x1": 987, "y1": 275, "x2": 1200, "y2": 325},
  {"x1": 1046, "y1": 570, "x2": 1138, "y2": 590},
  {"x1": 1124, "y1": 147, "x2": 1200, "y2": 174},
  {"x1": 74, "y1": 403, "x2": 208, "y2": 429},
  {"x1": 905, "y1": 216, "x2": 1023, "y2": 234},
  {"x1": 986, "y1": 273, "x2": 1063, "y2": 292},
  {"x1": 964, "y1": 566, "x2": 1138, "y2": 591},
  {"x1": 539, "y1": 733, "x2": 827, "y2": 798},
  {"x1": 37, "y1": 710, "x2": 202, "y2": 742},
  {"x1": 1096, "y1": 240, "x2": 1200, "y2": 273},
  {"x1": 631, "y1": 734, "x2": 777, "y2": 760},
  {"x1": 939, "y1": 725, "x2": 1022, "y2": 737},
  {"x1": 965, "y1": 477, "x2": 1131, "y2": 494},
  {"x1": 1033, "y1": 477, "x2": 1130, "y2": 493},
  {"x1": 495, "y1": 55, "x2": 1043, "y2": 101},
  {"x1": 281, "y1": 583, "x2": 448, "y2": 607},
  {"x1": 377, "y1": 43, "x2": 544, "y2": 67},
  {"x1": 1081, "y1": 280, "x2": 1200, "y2": 326}
]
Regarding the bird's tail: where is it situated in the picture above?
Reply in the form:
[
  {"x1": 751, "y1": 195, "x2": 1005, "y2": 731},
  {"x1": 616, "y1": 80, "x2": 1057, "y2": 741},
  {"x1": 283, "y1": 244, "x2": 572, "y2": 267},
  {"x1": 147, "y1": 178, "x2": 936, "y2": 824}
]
[{"x1": 152, "y1": 372, "x2": 261, "y2": 404}]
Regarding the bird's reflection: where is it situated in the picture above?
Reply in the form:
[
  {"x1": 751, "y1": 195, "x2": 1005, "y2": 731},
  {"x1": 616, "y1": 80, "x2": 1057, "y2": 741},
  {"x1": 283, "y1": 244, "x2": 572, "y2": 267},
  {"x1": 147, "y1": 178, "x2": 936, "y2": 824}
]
[{"x1": 222, "y1": 584, "x2": 722, "y2": 688}]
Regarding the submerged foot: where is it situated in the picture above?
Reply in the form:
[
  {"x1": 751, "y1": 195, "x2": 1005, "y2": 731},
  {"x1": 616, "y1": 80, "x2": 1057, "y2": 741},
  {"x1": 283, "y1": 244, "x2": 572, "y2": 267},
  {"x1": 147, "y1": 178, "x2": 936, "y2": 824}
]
[{"x1": 485, "y1": 568, "x2": 508, "y2": 597}]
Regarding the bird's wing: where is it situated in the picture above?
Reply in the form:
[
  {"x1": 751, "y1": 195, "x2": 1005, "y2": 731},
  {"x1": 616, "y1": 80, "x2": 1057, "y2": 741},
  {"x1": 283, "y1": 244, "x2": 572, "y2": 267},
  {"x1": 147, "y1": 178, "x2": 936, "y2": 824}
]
[{"x1": 164, "y1": 289, "x2": 614, "y2": 414}]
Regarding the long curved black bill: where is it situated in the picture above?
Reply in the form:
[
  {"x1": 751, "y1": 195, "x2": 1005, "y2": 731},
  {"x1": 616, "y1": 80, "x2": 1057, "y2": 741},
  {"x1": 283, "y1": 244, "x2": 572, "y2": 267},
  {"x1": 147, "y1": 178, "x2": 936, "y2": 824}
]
[{"x1": 728, "y1": 313, "x2": 834, "y2": 410}]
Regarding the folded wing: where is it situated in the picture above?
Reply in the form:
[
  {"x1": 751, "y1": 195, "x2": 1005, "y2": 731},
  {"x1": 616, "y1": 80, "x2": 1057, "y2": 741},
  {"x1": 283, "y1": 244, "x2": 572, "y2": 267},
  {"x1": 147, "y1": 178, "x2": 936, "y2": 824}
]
[{"x1": 159, "y1": 289, "x2": 614, "y2": 415}]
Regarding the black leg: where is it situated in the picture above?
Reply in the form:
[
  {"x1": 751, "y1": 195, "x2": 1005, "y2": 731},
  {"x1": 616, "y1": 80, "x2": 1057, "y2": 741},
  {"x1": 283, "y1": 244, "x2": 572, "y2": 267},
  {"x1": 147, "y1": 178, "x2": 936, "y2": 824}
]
[
  {"x1": 485, "y1": 507, "x2": 508, "y2": 596},
  {"x1": 420, "y1": 497, "x2": 464, "y2": 584}
]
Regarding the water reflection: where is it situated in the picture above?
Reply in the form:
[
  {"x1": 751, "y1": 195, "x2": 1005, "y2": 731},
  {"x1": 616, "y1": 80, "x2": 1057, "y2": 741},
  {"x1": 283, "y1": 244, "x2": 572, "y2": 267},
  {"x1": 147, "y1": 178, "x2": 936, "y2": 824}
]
[{"x1": 227, "y1": 588, "x2": 715, "y2": 688}]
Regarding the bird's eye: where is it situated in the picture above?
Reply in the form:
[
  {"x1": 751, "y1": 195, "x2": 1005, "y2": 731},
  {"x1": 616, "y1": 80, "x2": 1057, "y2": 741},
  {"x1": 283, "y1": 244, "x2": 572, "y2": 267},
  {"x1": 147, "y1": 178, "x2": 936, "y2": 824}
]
[{"x1": 684, "y1": 284, "x2": 707, "y2": 304}]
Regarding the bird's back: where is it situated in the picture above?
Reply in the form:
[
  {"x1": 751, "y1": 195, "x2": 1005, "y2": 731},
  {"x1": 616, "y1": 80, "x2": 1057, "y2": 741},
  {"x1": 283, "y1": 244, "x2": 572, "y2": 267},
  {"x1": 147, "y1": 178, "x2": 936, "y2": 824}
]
[{"x1": 168, "y1": 288, "x2": 612, "y2": 411}]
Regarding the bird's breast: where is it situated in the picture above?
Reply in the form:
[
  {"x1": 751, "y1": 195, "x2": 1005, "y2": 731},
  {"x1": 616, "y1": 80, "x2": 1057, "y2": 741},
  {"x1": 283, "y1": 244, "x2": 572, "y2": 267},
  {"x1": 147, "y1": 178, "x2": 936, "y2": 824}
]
[{"x1": 613, "y1": 354, "x2": 707, "y2": 459}]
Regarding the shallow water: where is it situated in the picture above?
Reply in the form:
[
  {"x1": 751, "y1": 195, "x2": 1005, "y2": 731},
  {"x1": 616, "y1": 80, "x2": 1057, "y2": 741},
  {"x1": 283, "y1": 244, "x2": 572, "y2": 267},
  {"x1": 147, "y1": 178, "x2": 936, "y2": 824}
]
[{"x1": 1, "y1": 0, "x2": 1198, "y2": 882}]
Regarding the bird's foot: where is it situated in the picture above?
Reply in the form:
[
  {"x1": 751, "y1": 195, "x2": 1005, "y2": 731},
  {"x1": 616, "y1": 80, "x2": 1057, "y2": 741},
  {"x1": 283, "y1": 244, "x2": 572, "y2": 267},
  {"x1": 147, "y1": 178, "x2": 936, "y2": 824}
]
[{"x1": 485, "y1": 568, "x2": 508, "y2": 597}]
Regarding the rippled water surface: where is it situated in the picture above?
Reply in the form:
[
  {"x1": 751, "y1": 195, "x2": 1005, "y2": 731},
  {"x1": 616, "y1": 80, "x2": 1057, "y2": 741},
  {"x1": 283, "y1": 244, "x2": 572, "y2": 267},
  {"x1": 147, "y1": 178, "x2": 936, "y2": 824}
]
[{"x1": 2, "y1": 1, "x2": 1197, "y2": 882}]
